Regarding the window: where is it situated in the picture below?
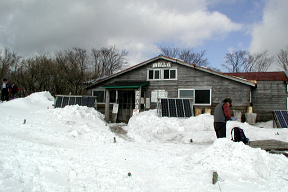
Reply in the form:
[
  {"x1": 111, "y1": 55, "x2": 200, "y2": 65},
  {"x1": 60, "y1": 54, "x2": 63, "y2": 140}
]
[
  {"x1": 147, "y1": 69, "x2": 177, "y2": 80},
  {"x1": 179, "y1": 89, "x2": 194, "y2": 98},
  {"x1": 92, "y1": 89, "x2": 117, "y2": 103},
  {"x1": 178, "y1": 89, "x2": 211, "y2": 105},
  {"x1": 195, "y1": 90, "x2": 211, "y2": 104},
  {"x1": 93, "y1": 90, "x2": 105, "y2": 103},
  {"x1": 163, "y1": 69, "x2": 176, "y2": 79},
  {"x1": 148, "y1": 69, "x2": 161, "y2": 80}
]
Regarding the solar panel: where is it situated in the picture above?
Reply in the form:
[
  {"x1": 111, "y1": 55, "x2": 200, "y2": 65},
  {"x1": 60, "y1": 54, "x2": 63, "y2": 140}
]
[
  {"x1": 87, "y1": 97, "x2": 96, "y2": 107},
  {"x1": 183, "y1": 99, "x2": 193, "y2": 117},
  {"x1": 274, "y1": 110, "x2": 288, "y2": 128},
  {"x1": 62, "y1": 97, "x2": 69, "y2": 107},
  {"x1": 161, "y1": 99, "x2": 169, "y2": 117},
  {"x1": 168, "y1": 99, "x2": 177, "y2": 117},
  {"x1": 55, "y1": 96, "x2": 63, "y2": 108},
  {"x1": 68, "y1": 97, "x2": 76, "y2": 105},
  {"x1": 176, "y1": 99, "x2": 185, "y2": 117},
  {"x1": 82, "y1": 97, "x2": 89, "y2": 107},
  {"x1": 75, "y1": 97, "x2": 82, "y2": 106},
  {"x1": 160, "y1": 98, "x2": 193, "y2": 118},
  {"x1": 55, "y1": 95, "x2": 97, "y2": 108}
]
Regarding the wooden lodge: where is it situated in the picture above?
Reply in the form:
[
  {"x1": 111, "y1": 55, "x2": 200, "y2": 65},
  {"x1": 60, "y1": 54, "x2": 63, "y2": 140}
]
[{"x1": 86, "y1": 56, "x2": 288, "y2": 123}]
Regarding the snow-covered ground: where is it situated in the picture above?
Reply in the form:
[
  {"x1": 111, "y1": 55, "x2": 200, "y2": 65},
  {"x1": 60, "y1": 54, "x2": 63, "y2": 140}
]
[{"x1": 0, "y1": 92, "x2": 288, "y2": 192}]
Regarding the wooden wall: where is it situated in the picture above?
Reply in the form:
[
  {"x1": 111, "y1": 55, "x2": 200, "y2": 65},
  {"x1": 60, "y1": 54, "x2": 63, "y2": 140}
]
[
  {"x1": 88, "y1": 59, "x2": 253, "y2": 119},
  {"x1": 252, "y1": 81, "x2": 287, "y2": 121}
]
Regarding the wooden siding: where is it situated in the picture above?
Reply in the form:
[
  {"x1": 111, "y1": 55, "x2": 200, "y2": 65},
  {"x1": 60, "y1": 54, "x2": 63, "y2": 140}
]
[
  {"x1": 89, "y1": 59, "x2": 252, "y2": 120},
  {"x1": 252, "y1": 81, "x2": 287, "y2": 121}
]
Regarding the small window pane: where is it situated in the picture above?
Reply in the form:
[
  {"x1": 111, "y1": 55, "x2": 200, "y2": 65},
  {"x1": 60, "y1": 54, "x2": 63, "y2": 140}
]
[
  {"x1": 149, "y1": 70, "x2": 153, "y2": 79},
  {"x1": 195, "y1": 90, "x2": 210, "y2": 104},
  {"x1": 155, "y1": 70, "x2": 160, "y2": 79},
  {"x1": 179, "y1": 90, "x2": 194, "y2": 98},
  {"x1": 170, "y1": 70, "x2": 176, "y2": 79},
  {"x1": 93, "y1": 91, "x2": 105, "y2": 102},
  {"x1": 164, "y1": 69, "x2": 169, "y2": 79}
]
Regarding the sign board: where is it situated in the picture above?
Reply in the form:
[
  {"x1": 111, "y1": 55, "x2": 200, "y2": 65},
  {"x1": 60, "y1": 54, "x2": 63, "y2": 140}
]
[
  {"x1": 151, "y1": 90, "x2": 168, "y2": 103},
  {"x1": 135, "y1": 90, "x2": 141, "y2": 109},
  {"x1": 152, "y1": 61, "x2": 171, "y2": 68},
  {"x1": 112, "y1": 103, "x2": 119, "y2": 114}
]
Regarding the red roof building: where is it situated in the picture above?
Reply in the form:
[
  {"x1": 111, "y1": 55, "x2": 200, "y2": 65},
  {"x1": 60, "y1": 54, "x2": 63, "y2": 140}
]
[{"x1": 224, "y1": 72, "x2": 288, "y2": 81}]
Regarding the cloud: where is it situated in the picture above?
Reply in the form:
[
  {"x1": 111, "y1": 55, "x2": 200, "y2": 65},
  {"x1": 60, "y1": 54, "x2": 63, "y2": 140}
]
[
  {"x1": 0, "y1": 0, "x2": 241, "y2": 64},
  {"x1": 250, "y1": 0, "x2": 288, "y2": 69}
]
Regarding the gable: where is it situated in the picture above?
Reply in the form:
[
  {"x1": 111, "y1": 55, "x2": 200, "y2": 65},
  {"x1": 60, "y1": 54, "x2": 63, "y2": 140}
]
[{"x1": 86, "y1": 56, "x2": 255, "y2": 89}]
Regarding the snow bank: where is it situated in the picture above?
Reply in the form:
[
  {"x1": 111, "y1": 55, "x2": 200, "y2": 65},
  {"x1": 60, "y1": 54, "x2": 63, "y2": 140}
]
[
  {"x1": 49, "y1": 105, "x2": 116, "y2": 143},
  {"x1": 189, "y1": 139, "x2": 288, "y2": 190},
  {"x1": 126, "y1": 110, "x2": 288, "y2": 143},
  {"x1": 126, "y1": 110, "x2": 215, "y2": 143},
  {"x1": 1, "y1": 91, "x2": 54, "y2": 109}
]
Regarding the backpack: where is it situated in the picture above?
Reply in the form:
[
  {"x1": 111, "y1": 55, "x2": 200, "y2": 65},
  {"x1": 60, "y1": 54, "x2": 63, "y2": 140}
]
[{"x1": 231, "y1": 127, "x2": 249, "y2": 144}]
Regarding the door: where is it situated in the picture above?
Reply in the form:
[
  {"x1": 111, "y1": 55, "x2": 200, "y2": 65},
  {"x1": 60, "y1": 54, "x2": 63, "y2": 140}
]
[{"x1": 117, "y1": 90, "x2": 135, "y2": 123}]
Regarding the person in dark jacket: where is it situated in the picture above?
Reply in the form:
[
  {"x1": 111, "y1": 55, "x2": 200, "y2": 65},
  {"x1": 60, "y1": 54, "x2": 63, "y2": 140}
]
[
  {"x1": 213, "y1": 98, "x2": 232, "y2": 138},
  {"x1": 1, "y1": 78, "x2": 10, "y2": 101},
  {"x1": 9, "y1": 82, "x2": 18, "y2": 99}
]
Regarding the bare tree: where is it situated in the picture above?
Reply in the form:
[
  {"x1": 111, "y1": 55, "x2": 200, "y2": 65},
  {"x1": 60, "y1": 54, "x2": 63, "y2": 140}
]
[
  {"x1": 90, "y1": 46, "x2": 128, "y2": 78},
  {"x1": 55, "y1": 48, "x2": 89, "y2": 94},
  {"x1": 12, "y1": 55, "x2": 58, "y2": 95},
  {"x1": 223, "y1": 50, "x2": 273, "y2": 72},
  {"x1": 277, "y1": 48, "x2": 288, "y2": 71},
  {"x1": 245, "y1": 51, "x2": 273, "y2": 72},
  {"x1": 0, "y1": 48, "x2": 20, "y2": 79},
  {"x1": 223, "y1": 50, "x2": 248, "y2": 72},
  {"x1": 159, "y1": 47, "x2": 208, "y2": 66}
]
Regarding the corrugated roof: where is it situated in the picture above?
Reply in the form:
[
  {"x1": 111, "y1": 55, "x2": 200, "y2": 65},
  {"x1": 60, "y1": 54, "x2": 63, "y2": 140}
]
[{"x1": 225, "y1": 72, "x2": 288, "y2": 81}]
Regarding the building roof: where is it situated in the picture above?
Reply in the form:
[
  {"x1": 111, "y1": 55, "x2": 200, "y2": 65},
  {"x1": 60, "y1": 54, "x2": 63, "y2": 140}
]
[
  {"x1": 225, "y1": 72, "x2": 288, "y2": 81},
  {"x1": 86, "y1": 56, "x2": 256, "y2": 89}
]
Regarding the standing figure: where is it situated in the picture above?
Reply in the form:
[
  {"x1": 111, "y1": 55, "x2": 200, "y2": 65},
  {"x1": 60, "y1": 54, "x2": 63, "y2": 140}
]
[
  {"x1": 9, "y1": 82, "x2": 18, "y2": 99},
  {"x1": 213, "y1": 98, "x2": 232, "y2": 138},
  {"x1": 1, "y1": 78, "x2": 10, "y2": 101}
]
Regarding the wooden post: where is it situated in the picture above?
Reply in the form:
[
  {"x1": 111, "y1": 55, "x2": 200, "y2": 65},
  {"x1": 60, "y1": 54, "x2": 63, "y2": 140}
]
[
  {"x1": 135, "y1": 88, "x2": 141, "y2": 111},
  {"x1": 105, "y1": 89, "x2": 110, "y2": 122},
  {"x1": 212, "y1": 171, "x2": 218, "y2": 184}
]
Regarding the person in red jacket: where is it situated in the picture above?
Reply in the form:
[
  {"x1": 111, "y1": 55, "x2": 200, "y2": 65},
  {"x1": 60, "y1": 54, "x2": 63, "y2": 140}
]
[{"x1": 213, "y1": 98, "x2": 232, "y2": 138}]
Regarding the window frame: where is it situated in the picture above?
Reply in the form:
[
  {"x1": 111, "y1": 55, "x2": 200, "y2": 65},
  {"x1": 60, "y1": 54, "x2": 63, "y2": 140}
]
[
  {"x1": 178, "y1": 88, "x2": 212, "y2": 106},
  {"x1": 92, "y1": 88, "x2": 117, "y2": 104},
  {"x1": 147, "y1": 68, "x2": 177, "y2": 81}
]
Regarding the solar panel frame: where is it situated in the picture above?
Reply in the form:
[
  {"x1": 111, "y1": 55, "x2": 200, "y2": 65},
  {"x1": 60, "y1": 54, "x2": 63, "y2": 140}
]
[
  {"x1": 75, "y1": 97, "x2": 82, "y2": 106},
  {"x1": 274, "y1": 110, "x2": 288, "y2": 128},
  {"x1": 168, "y1": 99, "x2": 177, "y2": 117},
  {"x1": 161, "y1": 99, "x2": 169, "y2": 117},
  {"x1": 183, "y1": 99, "x2": 193, "y2": 117},
  {"x1": 282, "y1": 111, "x2": 288, "y2": 128},
  {"x1": 68, "y1": 97, "x2": 76, "y2": 105},
  {"x1": 55, "y1": 96, "x2": 63, "y2": 108},
  {"x1": 87, "y1": 97, "x2": 96, "y2": 107},
  {"x1": 61, "y1": 97, "x2": 69, "y2": 108},
  {"x1": 176, "y1": 99, "x2": 185, "y2": 117},
  {"x1": 55, "y1": 95, "x2": 97, "y2": 108},
  {"x1": 159, "y1": 98, "x2": 193, "y2": 118}
]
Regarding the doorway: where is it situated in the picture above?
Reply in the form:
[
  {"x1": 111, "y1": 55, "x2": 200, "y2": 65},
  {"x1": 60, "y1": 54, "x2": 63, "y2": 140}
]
[{"x1": 117, "y1": 90, "x2": 135, "y2": 123}]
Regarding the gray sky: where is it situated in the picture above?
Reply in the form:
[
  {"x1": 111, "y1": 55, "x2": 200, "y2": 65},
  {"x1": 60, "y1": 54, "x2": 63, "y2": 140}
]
[{"x1": 0, "y1": 0, "x2": 288, "y2": 70}]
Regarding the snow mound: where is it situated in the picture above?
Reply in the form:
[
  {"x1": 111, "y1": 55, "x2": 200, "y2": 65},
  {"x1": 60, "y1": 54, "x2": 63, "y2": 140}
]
[
  {"x1": 49, "y1": 105, "x2": 117, "y2": 143},
  {"x1": 126, "y1": 110, "x2": 215, "y2": 143},
  {"x1": 190, "y1": 139, "x2": 288, "y2": 181},
  {"x1": 1, "y1": 91, "x2": 54, "y2": 109},
  {"x1": 51, "y1": 104, "x2": 105, "y2": 122}
]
